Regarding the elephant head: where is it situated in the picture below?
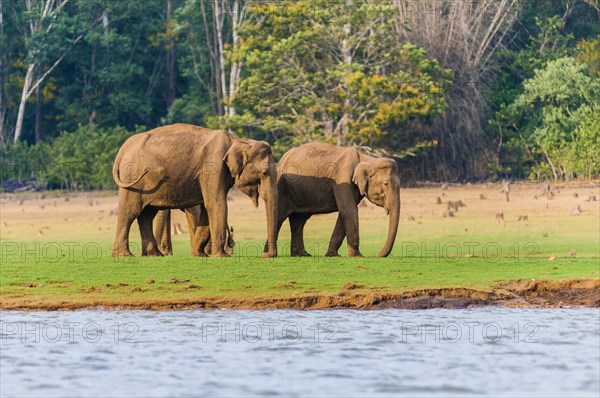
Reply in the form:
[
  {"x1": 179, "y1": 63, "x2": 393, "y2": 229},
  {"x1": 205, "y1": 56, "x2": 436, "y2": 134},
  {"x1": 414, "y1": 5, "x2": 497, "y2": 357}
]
[
  {"x1": 224, "y1": 140, "x2": 278, "y2": 257},
  {"x1": 352, "y1": 158, "x2": 401, "y2": 257}
]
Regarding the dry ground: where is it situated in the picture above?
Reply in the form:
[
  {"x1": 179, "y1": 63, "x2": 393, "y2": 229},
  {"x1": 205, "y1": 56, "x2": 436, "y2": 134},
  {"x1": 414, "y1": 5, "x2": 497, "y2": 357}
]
[
  {"x1": 1, "y1": 182, "x2": 599, "y2": 251},
  {"x1": 1, "y1": 181, "x2": 599, "y2": 310}
]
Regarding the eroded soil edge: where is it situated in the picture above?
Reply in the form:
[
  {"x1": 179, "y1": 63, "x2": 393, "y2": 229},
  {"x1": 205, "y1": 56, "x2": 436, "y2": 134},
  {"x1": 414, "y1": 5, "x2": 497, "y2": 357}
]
[{"x1": 1, "y1": 279, "x2": 598, "y2": 311}]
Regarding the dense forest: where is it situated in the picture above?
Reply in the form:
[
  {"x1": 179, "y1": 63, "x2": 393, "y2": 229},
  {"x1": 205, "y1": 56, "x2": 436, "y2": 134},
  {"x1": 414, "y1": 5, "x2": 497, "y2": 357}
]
[{"x1": 1, "y1": 0, "x2": 599, "y2": 189}]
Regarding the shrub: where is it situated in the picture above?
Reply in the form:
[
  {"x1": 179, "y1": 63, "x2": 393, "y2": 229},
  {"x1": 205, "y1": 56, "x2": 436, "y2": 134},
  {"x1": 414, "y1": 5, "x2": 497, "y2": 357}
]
[{"x1": 1, "y1": 125, "x2": 144, "y2": 190}]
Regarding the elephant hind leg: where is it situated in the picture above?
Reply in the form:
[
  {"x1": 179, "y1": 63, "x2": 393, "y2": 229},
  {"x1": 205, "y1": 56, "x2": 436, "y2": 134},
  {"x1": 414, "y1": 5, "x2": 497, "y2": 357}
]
[
  {"x1": 204, "y1": 198, "x2": 229, "y2": 257},
  {"x1": 112, "y1": 190, "x2": 143, "y2": 257},
  {"x1": 185, "y1": 205, "x2": 210, "y2": 257},
  {"x1": 138, "y1": 208, "x2": 163, "y2": 257},
  {"x1": 154, "y1": 210, "x2": 172, "y2": 255},
  {"x1": 290, "y1": 214, "x2": 311, "y2": 257}
]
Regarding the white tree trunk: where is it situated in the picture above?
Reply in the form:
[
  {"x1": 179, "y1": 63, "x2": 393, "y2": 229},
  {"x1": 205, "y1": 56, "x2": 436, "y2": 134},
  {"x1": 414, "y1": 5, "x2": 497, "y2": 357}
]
[
  {"x1": 14, "y1": 63, "x2": 35, "y2": 143},
  {"x1": 339, "y1": 0, "x2": 353, "y2": 146},
  {"x1": 0, "y1": 0, "x2": 4, "y2": 144},
  {"x1": 214, "y1": 0, "x2": 228, "y2": 115},
  {"x1": 13, "y1": 0, "x2": 83, "y2": 142},
  {"x1": 227, "y1": 0, "x2": 241, "y2": 117}
]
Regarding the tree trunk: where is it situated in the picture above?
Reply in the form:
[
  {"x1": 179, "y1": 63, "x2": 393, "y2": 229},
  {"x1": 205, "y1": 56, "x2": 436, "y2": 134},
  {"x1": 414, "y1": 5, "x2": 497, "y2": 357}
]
[
  {"x1": 214, "y1": 0, "x2": 228, "y2": 116},
  {"x1": 227, "y1": 0, "x2": 243, "y2": 117},
  {"x1": 35, "y1": 76, "x2": 42, "y2": 143},
  {"x1": 14, "y1": 63, "x2": 35, "y2": 143},
  {"x1": 200, "y1": 0, "x2": 221, "y2": 115},
  {"x1": 88, "y1": 42, "x2": 97, "y2": 123},
  {"x1": 0, "y1": 0, "x2": 4, "y2": 146},
  {"x1": 166, "y1": 0, "x2": 176, "y2": 108},
  {"x1": 339, "y1": 0, "x2": 353, "y2": 146},
  {"x1": 228, "y1": 1, "x2": 238, "y2": 117}
]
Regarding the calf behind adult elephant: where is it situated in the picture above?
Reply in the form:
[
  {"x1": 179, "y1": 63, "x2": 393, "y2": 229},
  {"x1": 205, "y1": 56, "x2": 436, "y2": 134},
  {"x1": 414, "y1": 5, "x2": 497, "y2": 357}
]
[
  {"x1": 266, "y1": 143, "x2": 400, "y2": 257},
  {"x1": 112, "y1": 124, "x2": 278, "y2": 257},
  {"x1": 154, "y1": 205, "x2": 235, "y2": 256}
]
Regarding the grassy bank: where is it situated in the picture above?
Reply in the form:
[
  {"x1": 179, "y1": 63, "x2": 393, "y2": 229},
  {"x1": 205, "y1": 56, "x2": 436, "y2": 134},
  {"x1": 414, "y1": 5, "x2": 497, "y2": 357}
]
[{"x1": 1, "y1": 183, "x2": 599, "y2": 309}]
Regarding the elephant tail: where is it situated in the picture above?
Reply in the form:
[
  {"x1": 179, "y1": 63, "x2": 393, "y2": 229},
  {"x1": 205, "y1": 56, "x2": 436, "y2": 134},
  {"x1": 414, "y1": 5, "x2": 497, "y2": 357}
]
[{"x1": 112, "y1": 156, "x2": 149, "y2": 189}]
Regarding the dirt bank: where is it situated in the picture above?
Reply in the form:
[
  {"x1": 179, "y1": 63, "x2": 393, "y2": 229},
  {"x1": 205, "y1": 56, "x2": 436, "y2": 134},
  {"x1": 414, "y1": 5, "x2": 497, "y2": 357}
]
[{"x1": 1, "y1": 279, "x2": 598, "y2": 311}]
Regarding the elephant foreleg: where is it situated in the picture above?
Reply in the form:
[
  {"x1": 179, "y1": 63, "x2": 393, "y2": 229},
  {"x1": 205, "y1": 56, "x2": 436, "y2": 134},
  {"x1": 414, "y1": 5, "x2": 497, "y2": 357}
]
[
  {"x1": 204, "y1": 198, "x2": 229, "y2": 257},
  {"x1": 263, "y1": 217, "x2": 285, "y2": 256},
  {"x1": 289, "y1": 214, "x2": 311, "y2": 256},
  {"x1": 325, "y1": 214, "x2": 345, "y2": 257},
  {"x1": 138, "y1": 208, "x2": 163, "y2": 256},
  {"x1": 334, "y1": 186, "x2": 363, "y2": 257}
]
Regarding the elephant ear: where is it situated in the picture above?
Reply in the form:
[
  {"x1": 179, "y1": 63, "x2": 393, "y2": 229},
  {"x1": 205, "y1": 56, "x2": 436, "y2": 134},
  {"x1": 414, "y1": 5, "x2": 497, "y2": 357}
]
[
  {"x1": 352, "y1": 162, "x2": 371, "y2": 196},
  {"x1": 223, "y1": 141, "x2": 250, "y2": 179}
]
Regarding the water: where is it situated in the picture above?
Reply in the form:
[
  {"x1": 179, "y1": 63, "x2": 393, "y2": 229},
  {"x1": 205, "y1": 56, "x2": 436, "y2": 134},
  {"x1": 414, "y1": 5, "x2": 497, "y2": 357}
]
[{"x1": 1, "y1": 308, "x2": 599, "y2": 397}]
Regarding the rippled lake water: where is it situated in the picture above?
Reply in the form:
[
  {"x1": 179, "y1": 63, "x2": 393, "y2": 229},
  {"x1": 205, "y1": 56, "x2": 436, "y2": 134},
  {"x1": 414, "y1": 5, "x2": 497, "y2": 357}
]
[{"x1": 1, "y1": 308, "x2": 599, "y2": 397}]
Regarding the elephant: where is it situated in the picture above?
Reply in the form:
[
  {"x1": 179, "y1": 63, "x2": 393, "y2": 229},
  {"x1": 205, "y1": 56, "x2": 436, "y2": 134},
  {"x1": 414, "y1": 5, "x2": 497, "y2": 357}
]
[
  {"x1": 153, "y1": 205, "x2": 235, "y2": 256},
  {"x1": 264, "y1": 142, "x2": 400, "y2": 257},
  {"x1": 111, "y1": 123, "x2": 278, "y2": 257}
]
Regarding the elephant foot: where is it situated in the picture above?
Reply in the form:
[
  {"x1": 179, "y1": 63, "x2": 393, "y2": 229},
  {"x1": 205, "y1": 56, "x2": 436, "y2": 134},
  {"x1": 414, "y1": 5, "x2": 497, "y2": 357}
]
[
  {"x1": 261, "y1": 251, "x2": 277, "y2": 258},
  {"x1": 112, "y1": 244, "x2": 133, "y2": 257},
  {"x1": 325, "y1": 251, "x2": 340, "y2": 257},
  {"x1": 347, "y1": 248, "x2": 364, "y2": 257},
  {"x1": 291, "y1": 250, "x2": 311, "y2": 257},
  {"x1": 142, "y1": 248, "x2": 164, "y2": 257},
  {"x1": 190, "y1": 251, "x2": 208, "y2": 257},
  {"x1": 112, "y1": 250, "x2": 134, "y2": 257},
  {"x1": 159, "y1": 246, "x2": 173, "y2": 256},
  {"x1": 211, "y1": 251, "x2": 230, "y2": 258}
]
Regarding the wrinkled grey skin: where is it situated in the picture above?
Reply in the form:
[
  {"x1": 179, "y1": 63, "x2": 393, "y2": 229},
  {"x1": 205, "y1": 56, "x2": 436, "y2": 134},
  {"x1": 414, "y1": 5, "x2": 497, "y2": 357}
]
[
  {"x1": 112, "y1": 123, "x2": 277, "y2": 257},
  {"x1": 264, "y1": 142, "x2": 400, "y2": 257}
]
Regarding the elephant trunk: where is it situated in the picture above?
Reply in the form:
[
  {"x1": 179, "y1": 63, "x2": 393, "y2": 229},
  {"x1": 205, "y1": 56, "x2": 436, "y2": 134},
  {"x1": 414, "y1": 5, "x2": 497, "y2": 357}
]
[
  {"x1": 376, "y1": 187, "x2": 400, "y2": 257},
  {"x1": 262, "y1": 173, "x2": 278, "y2": 257}
]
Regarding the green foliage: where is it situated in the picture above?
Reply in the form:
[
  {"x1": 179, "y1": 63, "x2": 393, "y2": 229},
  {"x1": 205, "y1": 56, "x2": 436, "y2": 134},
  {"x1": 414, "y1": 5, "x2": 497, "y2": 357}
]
[
  {"x1": 171, "y1": 0, "x2": 220, "y2": 121},
  {"x1": 488, "y1": 16, "x2": 575, "y2": 117},
  {"x1": 1, "y1": 125, "x2": 142, "y2": 190},
  {"x1": 496, "y1": 57, "x2": 600, "y2": 180},
  {"x1": 489, "y1": 10, "x2": 600, "y2": 180},
  {"x1": 225, "y1": 0, "x2": 451, "y2": 156},
  {"x1": 2, "y1": 0, "x2": 599, "y2": 181},
  {"x1": 577, "y1": 36, "x2": 600, "y2": 77}
]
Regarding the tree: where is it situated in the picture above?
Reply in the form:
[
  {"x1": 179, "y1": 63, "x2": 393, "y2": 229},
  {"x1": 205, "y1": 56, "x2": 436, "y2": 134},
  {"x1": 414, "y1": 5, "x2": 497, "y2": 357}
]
[
  {"x1": 577, "y1": 35, "x2": 600, "y2": 76},
  {"x1": 497, "y1": 57, "x2": 600, "y2": 179},
  {"x1": 53, "y1": 1, "x2": 171, "y2": 133},
  {"x1": 226, "y1": 0, "x2": 450, "y2": 157},
  {"x1": 175, "y1": 0, "x2": 246, "y2": 118},
  {"x1": 12, "y1": 0, "x2": 101, "y2": 143},
  {"x1": 391, "y1": 0, "x2": 520, "y2": 174}
]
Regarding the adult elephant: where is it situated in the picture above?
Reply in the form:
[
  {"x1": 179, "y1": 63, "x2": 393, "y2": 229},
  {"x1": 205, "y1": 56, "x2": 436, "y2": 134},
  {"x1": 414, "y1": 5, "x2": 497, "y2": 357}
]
[
  {"x1": 265, "y1": 142, "x2": 400, "y2": 257},
  {"x1": 153, "y1": 205, "x2": 234, "y2": 256},
  {"x1": 111, "y1": 124, "x2": 278, "y2": 257}
]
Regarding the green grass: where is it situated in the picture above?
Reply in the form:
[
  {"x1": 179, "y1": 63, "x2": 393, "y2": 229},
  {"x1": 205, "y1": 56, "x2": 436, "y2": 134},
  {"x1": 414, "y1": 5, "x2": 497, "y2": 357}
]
[
  {"x1": 1, "y1": 234, "x2": 598, "y2": 309},
  {"x1": 1, "y1": 186, "x2": 598, "y2": 308}
]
